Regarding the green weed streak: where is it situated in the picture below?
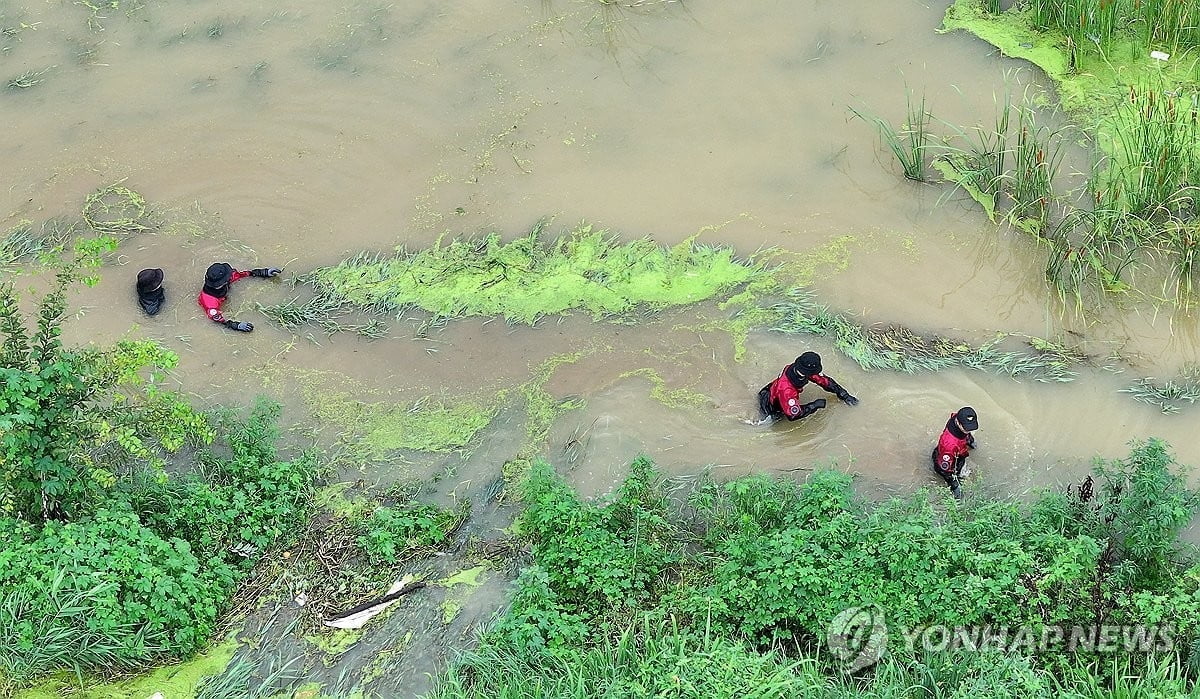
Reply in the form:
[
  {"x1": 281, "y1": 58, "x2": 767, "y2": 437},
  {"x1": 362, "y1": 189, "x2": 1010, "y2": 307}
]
[
  {"x1": 294, "y1": 223, "x2": 759, "y2": 327},
  {"x1": 618, "y1": 368, "x2": 708, "y2": 409},
  {"x1": 771, "y1": 288, "x2": 1081, "y2": 382},
  {"x1": 711, "y1": 238, "x2": 859, "y2": 361},
  {"x1": 14, "y1": 639, "x2": 238, "y2": 699},
  {"x1": 501, "y1": 350, "x2": 592, "y2": 486}
]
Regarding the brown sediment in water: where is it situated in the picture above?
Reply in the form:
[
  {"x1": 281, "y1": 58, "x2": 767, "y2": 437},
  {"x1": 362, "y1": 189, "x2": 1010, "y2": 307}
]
[{"x1": 6, "y1": 0, "x2": 1200, "y2": 694}]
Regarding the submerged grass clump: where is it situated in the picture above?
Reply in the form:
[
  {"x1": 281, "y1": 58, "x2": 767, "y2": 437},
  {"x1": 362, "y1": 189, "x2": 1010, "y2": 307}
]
[
  {"x1": 771, "y1": 288, "x2": 1081, "y2": 382},
  {"x1": 0, "y1": 218, "x2": 81, "y2": 266},
  {"x1": 82, "y1": 183, "x2": 155, "y2": 236},
  {"x1": 300, "y1": 223, "x2": 758, "y2": 329},
  {"x1": 850, "y1": 90, "x2": 933, "y2": 182},
  {"x1": 619, "y1": 368, "x2": 709, "y2": 409},
  {"x1": 1120, "y1": 366, "x2": 1200, "y2": 414}
]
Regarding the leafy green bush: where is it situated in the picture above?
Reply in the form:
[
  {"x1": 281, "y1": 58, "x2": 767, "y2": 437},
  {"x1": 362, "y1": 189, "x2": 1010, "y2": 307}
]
[
  {"x1": 1092, "y1": 438, "x2": 1198, "y2": 589},
  {"x1": 487, "y1": 566, "x2": 589, "y2": 652},
  {"x1": 517, "y1": 457, "x2": 679, "y2": 626},
  {"x1": 129, "y1": 398, "x2": 317, "y2": 564},
  {"x1": 1, "y1": 263, "x2": 211, "y2": 523},
  {"x1": 0, "y1": 399, "x2": 317, "y2": 689},
  {"x1": 0, "y1": 259, "x2": 319, "y2": 689},
  {"x1": 441, "y1": 446, "x2": 1200, "y2": 697},
  {"x1": 356, "y1": 500, "x2": 468, "y2": 563},
  {"x1": 0, "y1": 504, "x2": 232, "y2": 682}
]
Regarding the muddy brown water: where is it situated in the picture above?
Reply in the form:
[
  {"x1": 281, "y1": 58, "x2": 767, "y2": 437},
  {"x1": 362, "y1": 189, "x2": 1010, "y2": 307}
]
[{"x1": 4, "y1": 0, "x2": 1200, "y2": 694}]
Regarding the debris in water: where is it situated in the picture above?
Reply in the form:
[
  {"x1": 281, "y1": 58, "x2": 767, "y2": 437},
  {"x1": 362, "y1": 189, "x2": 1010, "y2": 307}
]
[{"x1": 324, "y1": 575, "x2": 425, "y2": 630}]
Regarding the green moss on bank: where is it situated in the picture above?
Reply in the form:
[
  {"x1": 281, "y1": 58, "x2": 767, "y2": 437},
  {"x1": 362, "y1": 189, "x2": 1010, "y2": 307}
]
[
  {"x1": 14, "y1": 639, "x2": 237, "y2": 699},
  {"x1": 942, "y1": 0, "x2": 1200, "y2": 124}
]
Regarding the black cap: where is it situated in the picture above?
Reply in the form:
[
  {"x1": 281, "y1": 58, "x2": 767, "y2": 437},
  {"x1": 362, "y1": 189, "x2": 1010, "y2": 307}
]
[
  {"x1": 136, "y1": 268, "x2": 163, "y2": 294},
  {"x1": 794, "y1": 352, "x2": 822, "y2": 376},
  {"x1": 956, "y1": 407, "x2": 979, "y2": 431},
  {"x1": 205, "y1": 262, "x2": 233, "y2": 287}
]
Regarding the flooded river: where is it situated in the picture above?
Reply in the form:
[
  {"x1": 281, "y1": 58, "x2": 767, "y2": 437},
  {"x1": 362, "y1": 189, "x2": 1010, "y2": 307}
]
[{"x1": 3, "y1": 0, "x2": 1199, "y2": 692}]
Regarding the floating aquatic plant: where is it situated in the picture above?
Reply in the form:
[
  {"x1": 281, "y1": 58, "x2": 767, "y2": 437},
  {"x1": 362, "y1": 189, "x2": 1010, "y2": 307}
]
[
  {"x1": 82, "y1": 183, "x2": 154, "y2": 236},
  {"x1": 279, "y1": 222, "x2": 759, "y2": 332},
  {"x1": 770, "y1": 288, "x2": 1081, "y2": 382},
  {"x1": 1120, "y1": 366, "x2": 1200, "y2": 414}
]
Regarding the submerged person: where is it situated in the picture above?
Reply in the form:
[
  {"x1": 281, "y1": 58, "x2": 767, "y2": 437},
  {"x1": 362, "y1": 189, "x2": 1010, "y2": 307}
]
[
  {"x1": 136, "y1": 268, "x2": 165, "y2": 316},
  {"x1": 198, "y1": 262, "x2": 281, "y2": 332},
  {"x1": 757, "y1": 351, "x2": 859, "y2": 422},
  {"x1": 931, "y1": 406, "x2": 979, "y2": 499}
]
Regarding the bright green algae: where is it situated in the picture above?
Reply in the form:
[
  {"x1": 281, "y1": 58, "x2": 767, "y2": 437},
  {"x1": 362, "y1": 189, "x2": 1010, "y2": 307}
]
[{"x1": 308, "y1": 225, "x2": 759, "y2": 324}]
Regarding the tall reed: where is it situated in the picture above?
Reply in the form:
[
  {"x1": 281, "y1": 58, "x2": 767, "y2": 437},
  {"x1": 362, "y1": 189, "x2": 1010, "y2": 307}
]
[
  {"x1": 1024, "y1": 0, "x2": 1200, "y2": 56},
  {"x1": 850, "y1": 91, "x2": 932, "y2": 182},
  {"x1": 1006, "y1": 106, "x2": 1068, "y2": 230}
]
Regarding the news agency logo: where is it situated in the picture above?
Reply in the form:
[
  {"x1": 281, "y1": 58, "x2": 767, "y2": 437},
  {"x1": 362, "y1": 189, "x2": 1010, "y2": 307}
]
[
  {"x1": 826, "y1": 606, "x2": 1176, "y2": 674},
  {"x1": 827, "y1": 606, "x2": 888, "y2": 672}
]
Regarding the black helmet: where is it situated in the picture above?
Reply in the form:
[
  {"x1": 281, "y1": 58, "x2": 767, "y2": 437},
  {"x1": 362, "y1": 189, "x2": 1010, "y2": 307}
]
[
  {"x1": 136, "y1": 268, "x2": 163, "y2": 294},
  {"x1": 794, "y1": 352, "x2": 822, "y2": 376},
  {"x1": 955, "y1": 407, "x2": 979, "y2": 431},
  {"x1": 205, "y1": 262, "x2": 233, "y2": 287}
]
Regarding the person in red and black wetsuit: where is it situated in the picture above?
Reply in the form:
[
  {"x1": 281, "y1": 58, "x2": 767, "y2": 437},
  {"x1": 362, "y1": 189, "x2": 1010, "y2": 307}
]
[
  {"x1": 198, "y1": 262, "x2": 281, "y2": 332},
  {"x1": 931, "y1": 406, "x2": 978, "y2": 499},
  {"x1": 757, "y1": 352, "x2": 859, "y2": 422}
]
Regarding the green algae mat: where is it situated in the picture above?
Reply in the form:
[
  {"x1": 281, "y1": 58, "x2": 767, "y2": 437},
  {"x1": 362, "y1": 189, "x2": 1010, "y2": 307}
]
[{"x1": 300, "y1": 224, "x2": 759, "y2": 325}]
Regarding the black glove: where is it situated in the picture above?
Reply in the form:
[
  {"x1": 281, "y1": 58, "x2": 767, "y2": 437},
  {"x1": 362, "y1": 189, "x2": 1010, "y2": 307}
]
[
  {"x1": 967, "y1": 434, "x2": 977, "y2": 449},
  {"x1": 250, "y1": 267, "x2": 283, "y2": 278},
  {"x1": 837, "y1": 390, "x2": 859, "y2": 406},
  {"x1": 224, "y1": 320, "x2": 254, "y2": 332},
  {"x1": 795, "y1": 398, "x2": 827, "y2": 419}
]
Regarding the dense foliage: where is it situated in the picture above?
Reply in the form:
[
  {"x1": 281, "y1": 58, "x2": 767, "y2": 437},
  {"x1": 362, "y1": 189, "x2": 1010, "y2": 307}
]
[
  {"x1": 0, "y1": 271, "x2": 318, "y2": 691},
  {"x1": 434, "y1": 442, "x2": 1200, "y2": 698},
  {"x1": 0, "y1": 250, "x2": 208, "y2": 523},
  {"x1": 357, "y1": 500, "x2": 469, "y2": 563}
]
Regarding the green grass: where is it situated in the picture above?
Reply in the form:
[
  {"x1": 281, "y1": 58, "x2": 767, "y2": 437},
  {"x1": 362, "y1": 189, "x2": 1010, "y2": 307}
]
[
  {"x1": 850, "y1": 90, "x2": 932, "y2": 182},
  {"x1": 1018, "y1": 0, "x2": 1200, "y2": 57},
  {"x1": 0, "y1": 574, "x2": 149, "y2": 692},
  {"x1": 770, "y1": 288, "x2": 1081, "y2": 382}
]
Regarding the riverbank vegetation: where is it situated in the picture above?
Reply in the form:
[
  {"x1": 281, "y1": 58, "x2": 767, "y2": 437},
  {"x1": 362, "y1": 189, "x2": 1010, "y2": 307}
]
[
  {"x1": 433, "y1": 440, "x2": 1200, "y2": 697},
  {"x1": 850, "y1": 0, "x2": 1200, "y2": 310},
  {"x1": 0, "y1": 260, "x2": 318, "y2": 693}
]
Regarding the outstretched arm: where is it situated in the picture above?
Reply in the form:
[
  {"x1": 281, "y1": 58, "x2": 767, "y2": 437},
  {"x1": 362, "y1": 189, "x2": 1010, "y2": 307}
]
[{"x1": 809, "y1": 374, "x2": 859, "y2": 405}]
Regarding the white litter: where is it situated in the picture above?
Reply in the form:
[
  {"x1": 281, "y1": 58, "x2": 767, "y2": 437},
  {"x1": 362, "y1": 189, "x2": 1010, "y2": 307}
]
[
  {"x1": 1151, "y1": 50, "x2": 1170, "y2": 61},
  {"x1": 324, "y1": 575, "x2": 415, "y2": 630}
]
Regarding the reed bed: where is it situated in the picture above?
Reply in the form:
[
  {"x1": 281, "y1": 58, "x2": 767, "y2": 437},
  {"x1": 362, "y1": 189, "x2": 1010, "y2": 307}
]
[
  {"x1": 1000, "y1": 0, "x2": 1200, "y2": 56},
  {"x1": 882, "y1": 82, "x2": 1200, "y2": 308}
]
